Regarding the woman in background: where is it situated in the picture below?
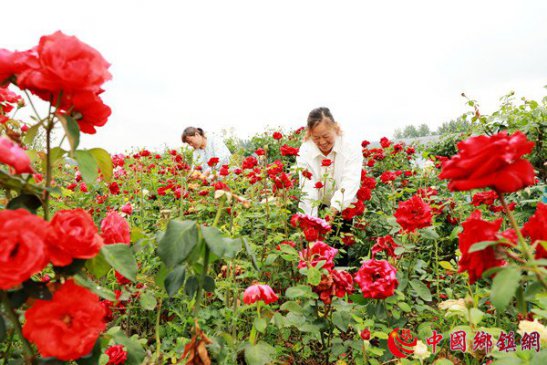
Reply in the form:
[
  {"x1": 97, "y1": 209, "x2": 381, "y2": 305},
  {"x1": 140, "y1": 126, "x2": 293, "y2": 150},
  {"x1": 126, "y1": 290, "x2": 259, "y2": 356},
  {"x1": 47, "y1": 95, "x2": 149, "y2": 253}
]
[
  {"x1": 296, "y1": 107, "x2": 363, "y2": 217},
  {"x1": 181, "y1": 127, "x2": 231, "y2": 175}
]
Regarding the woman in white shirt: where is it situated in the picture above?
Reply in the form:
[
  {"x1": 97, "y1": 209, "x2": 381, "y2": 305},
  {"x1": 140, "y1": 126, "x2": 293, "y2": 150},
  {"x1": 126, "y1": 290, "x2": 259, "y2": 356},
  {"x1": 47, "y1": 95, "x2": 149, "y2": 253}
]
[
  {"x1": 181, "y1": 127, "x2": 232, "y2": 175},
  {"x1": 296, "y1": 107, "x2": 363, "y2": 217}
]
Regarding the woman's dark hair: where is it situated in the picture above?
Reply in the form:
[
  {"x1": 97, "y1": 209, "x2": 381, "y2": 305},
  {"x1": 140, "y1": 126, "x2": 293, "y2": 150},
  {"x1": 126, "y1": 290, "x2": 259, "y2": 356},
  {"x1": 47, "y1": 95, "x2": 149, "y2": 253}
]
[
  {"x1": 181, "y1": 127, "x2": 205, "y2": 143},
  {"x1": 307, "y1": 107, "x2": 336, "y2": 130}
]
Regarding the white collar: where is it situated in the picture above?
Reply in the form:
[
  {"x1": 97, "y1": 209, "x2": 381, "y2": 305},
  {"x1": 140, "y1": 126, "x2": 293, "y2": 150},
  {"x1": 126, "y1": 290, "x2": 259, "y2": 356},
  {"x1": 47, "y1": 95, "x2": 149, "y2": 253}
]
[{"x1": 310, "y1": 135, "x2": 342, "y2": 159}]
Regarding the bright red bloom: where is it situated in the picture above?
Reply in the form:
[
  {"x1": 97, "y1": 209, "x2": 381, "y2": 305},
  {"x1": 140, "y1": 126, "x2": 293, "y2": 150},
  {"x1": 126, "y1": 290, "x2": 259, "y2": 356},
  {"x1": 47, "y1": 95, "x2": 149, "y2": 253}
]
[
  {"x1": 22, "y1": 280, "x2": 105, "y2": 361},
  {"x1": 207, "y1": 157, "x2": 219, "y2": 167},
  {"x1": 243, "y1": 284, "x2": 278, "y2": 305},
  {"x1": 0, "y1": 136, "x2": 33, "y2": 174},
  {"x1": 219, "y1": 165, "x2": 229, "y2": 176},
  {"x1": 360, "y1": 329, "x2": 371, "y2": 340},
  {"x1": 380, "y1": 137, "x2": 391, "y2": 148},
  {"x1": 290, "y1": 213, "x2": 331, "y2": 241},
  {"x1": 298, "y1": 241, "x2": 338, "y2": 271},
  {"x1": 272, "y1": 131, "x2": 283, "y2": 140},
  {"x1": 256, "y1": 148, "x2": 265, "y2": 156},
  {"x1": 242, "y1": 156, "x2": 258, "y2": 169},
  {"x1": 458, "y1": 210, "x2": 504, "y2": 284},
  {"x1": 100, "y1": 211, "x2": 130, "y2": 245},
  {"x1": 302, "y1": 169, "x2": 312, "y2": 180},
  {"x1": 314, "y1": 181, "x2": 324, "y2": 189},
  {"x1": 280, "y1": 144, "x2": 299, "y2": 156},
  {"x1": 371, "y1": 235, "x2": 399, "y2": 259},
  {"x1": 357, "y1": 187, "x2": 372, "y2": 201},
  {"x1": 341, "y1": 232, "x2": 356, "y2": 246},
  {"x1": 0, "y1": 86, "x2": 22, "y2": 113},
  {"x1": 341, "y1": 200, "x2": 365, "y2": 221},
  {"x1": 394, "y1": 195, "x2": 433, "y2": 232},
  {"x1": 439, "y1": 131, "x2": 535, "y2": 193},
  {"x1": 332, "y1": 269, "x2": 354, "y2": 298},
  {"x1": 105, "y1": 344, "x2": 127, "y2": 365},
  {"x1": 0, "y1": 209, "x2": 48, "y2": 290},
  {"x1": 321, "y1": 159, "x2": 332, "y2": 167},
  {"x1": 60, "y1": 91, "x2": 111, "y2": 134},
  {"x1": 471, "y1": 190, "x2": 498, "y2": 207},
  {"x1": 46, "y1": 209, "x2": 104, "y2": 266},
  {"x1": 109, "y1": 181, "x2": 120, "y2": 195},
  {"x1": 121, "y1": 203, "x2": 133, "y2": 215},
  {"x1": 213, "y1": 181, "x2": 229, "y2": 191},
  {"x1": 354, "y1": 259, "x2": 398, "y2": 299},
  {"x1": 16, "y1": 31, "x2": 111, "y2": 99},
  {"x1": 522, "y1": 203, "x2": 547, "y2": 259},
  {"x1": 361, "y1": 140, "x2": 370, "y2": 148},
  {"x1": 380, "y1": 171, "x2": 397, "y2": 183}
]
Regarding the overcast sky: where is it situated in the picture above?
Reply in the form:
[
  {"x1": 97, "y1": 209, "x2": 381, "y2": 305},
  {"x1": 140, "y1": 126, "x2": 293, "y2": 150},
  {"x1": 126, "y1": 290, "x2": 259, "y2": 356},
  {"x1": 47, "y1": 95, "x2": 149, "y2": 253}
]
[{"x1": 3, "y1": 0, "x2": 546, "y2": 153}]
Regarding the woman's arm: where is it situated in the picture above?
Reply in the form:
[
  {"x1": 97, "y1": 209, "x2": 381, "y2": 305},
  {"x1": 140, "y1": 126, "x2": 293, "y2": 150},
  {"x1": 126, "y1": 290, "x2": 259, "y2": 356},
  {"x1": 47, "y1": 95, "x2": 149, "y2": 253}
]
[{"x1": 330, "y1": 145, "x2": 364, "y2": 212}]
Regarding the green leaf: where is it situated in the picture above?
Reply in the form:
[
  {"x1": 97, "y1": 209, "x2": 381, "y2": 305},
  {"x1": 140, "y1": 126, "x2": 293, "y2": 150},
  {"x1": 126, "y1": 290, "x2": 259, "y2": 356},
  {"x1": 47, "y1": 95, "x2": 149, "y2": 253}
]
[
  {"x1": 23, "y1": 122, "x2": 42, "y2": 146},
  {"x1": 73, "y1": 274, "x2": 116, "y2": 301},
  {"x1": 139, "y1": 291, "x2": 157, "y2": 310},
  {"x1": 185, "y1": 276, "x2": 199, "y2": 297},
  {"x1": 74, "y1": 149, "x2": 98, "y2": 184},
  {"x1": 285, "y1": 285, "x2": 317, "y2": 299},
  {"x1": 201, "y1": 226, "x2": 242, "y2": 259},
  {"x1": 86, "y1": 250, "x2": 111, "y2": 278},
  {"x1": 254, "y1": 317, "x2": 267, "y2": 333},
  {"x1": 164, "y1": 265, "x2": 186, "y2": 297},
  {"x1": 244, "y1": 342, "x2": 275, "y2": 365},
  {"x1": 307, "y1": 266, "x2": 322, "y2": 286},
  {"x1": 434, "y1": 359, "x2": 454, "y2": 365},
  {"x1": 7, "y1": 194, "x2": 42, "y2": 213},
  {"x1": 409, "y1": 279, "x2": 432, "y2": 301},
  {"x1": 59, "y1": 115, "x2": 80, "y2": 154},
  {"x1": 158, "y1": 220, "x2": 198, "y2": 268},
  {"x1": 89, "y1": 147, "x2": 113, "y2": 183},
  {"x1": 420, "y1": 227, "x2": 440, "y2": 240},
  {"x1": 491, "y1": 266, "x2": 521, "y2": 312},
  {"x1": 332, "y1": 310, "x2": 351, "y2": 332},
  {"x1": 469, "y1": 240, "x2": 500, "y2": 253},
  {"x1": 243, "y1": 237, "x2": 259, "y2": 271},
  {"x1": 101, "y1": 244, "x2": 138, "y2": 282},
  {"x1": 279, "y1": 301, "x2": 303, "y2": 314},
  {"x1": 203, "y1": 275, "x2": 215, "y2": 292},
  {"x1": 397, "y1": 302, "x2": 412, "y2": 312},
  {"x1": 107, "y1": 327, "x2": 146, "y2": 365},
  {"x1": 439, "y1": 261, "x2": 455, "y2": 271}
]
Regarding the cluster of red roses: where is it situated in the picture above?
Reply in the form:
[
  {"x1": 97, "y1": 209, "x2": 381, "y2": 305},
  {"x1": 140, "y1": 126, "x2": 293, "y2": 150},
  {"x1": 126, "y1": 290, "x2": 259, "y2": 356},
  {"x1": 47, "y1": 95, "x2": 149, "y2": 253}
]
[
  {"x1": 0, "y1": 31, "x2": 112, "y2": 134},
  {"x1": 1, "y1": 207, "x2": 130, "y2": 360},
  {"x1": 438, "y1": 131, "x2": 544, "y2": 283},
  {"x1": 362, "y1": 137, "x2": 416, "y2": 168}
]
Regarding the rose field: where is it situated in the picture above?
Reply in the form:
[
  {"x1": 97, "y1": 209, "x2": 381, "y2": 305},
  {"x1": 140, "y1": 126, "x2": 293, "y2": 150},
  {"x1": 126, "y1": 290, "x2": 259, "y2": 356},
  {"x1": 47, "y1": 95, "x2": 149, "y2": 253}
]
[{"x1": 1, "y1": 33, "x2": 547, "y2": 365}]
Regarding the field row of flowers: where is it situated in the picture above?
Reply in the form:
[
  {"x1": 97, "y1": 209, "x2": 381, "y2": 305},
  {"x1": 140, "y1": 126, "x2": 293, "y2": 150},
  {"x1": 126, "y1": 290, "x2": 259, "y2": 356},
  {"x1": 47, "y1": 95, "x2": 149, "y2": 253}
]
[{"x1": 1, "y1": 32, "x2": 546, "y2": 365}]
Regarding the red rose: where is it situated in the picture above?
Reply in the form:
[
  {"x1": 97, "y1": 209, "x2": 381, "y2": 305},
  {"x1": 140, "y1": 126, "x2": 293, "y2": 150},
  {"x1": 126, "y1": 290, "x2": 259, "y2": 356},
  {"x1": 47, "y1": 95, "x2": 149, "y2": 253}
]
[
  {"x1": 61, "y1": 91, "x2": 111, "y2": 134},
  {"x1": 256, "y1": 148, "x2": 265, "y2": 156},
  {"x1": 380, "y1": 171, "x2": 397, "y2": 183},
  {"x1": 332, "y1": 269, "x2": 354, "y2": 298},
  {"x1": 46, "y1": 209, "x2": 104, "y2": 266},
  {"x1": 16, "y1": 31, "x2": 111, "y2": 99},
  {"x1": 121, "y1": 203, "x2": 133, "y2": 215},
  {"x1": 458, "y1": 210, "x2": 504, "y2": 284},
  {"x1": 0, "y1": 209, "x2": 48, "y2": 290},
  {"x1": 105, "y1": 344, "x2": 127, "y2": 365},
  {"x1": 242, "y1": 156, "x2": 258, "y2": 169},
  {"x1": 371, "y1": 235, "x2": 399, "y2": 259},
  {"x1": 207, "y1": 157, "x2": 220, "y2": 167},
  {"x1": 522, "y1": 203, "x2": 547, "y2": 259},
  {"x1": 108, "y1": 181, "x2": 120, "y2": 195},
  {"x1": 314, "y1": 181, "x2": 324, "y2": 189},
  {"x1": 341, "y1": 200, "x2": 365, "y2": 221},
  {"x1": 471, "y1": 190, "x2": 499, "y2": 207},
  {"x1": 243, "y1": 284, "x2": 278, "y2": 305},
  {"x1": 357, "y1": 187, "x2": 372, "y2": 201},
  {"x1": 360, "y1": 329, "x2": 371, "y2": 340},
  {"x1": 380, "y1": 137, "x2": 391, "y2": 148},
  {"x1": 272, "y1": 132, "x2": 283, "y2": 140},
  {"x1": 280, "y1": 144, "x2": 299, "y2": 156},
  {"x1": 394, "y1": 195, "x2": 433, "y2": 232},
  {"x1": 219, "y1": 165, "x2": 229, "y2": 176},
  {"x1": 302, "y1": 169, "x2": 312, "y2": 180},
  {"x1": 354, "y1": 259, "x2": 398, "y2": 299},
  {"x1": 22, "y1": 280, "x2": 106, "y2": 361},
  {"x1": 100, "y1": 211, "x2": 130, "y2": 245},
  {"x1": 0, "y1": 136, "x2": 33, "y2": 174},
  {"x1": 439, "y1": 131, "x2": 535, "y2": 193},
  {"x1": 298, "y1": 241, "x2": 338, "y2": 271},
  {"x1": 321, "y1": 159, "x2": 332, "y2": 167},
  {"x1": 361, "y1": 140, "x2": 370, "y2": 148}
]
